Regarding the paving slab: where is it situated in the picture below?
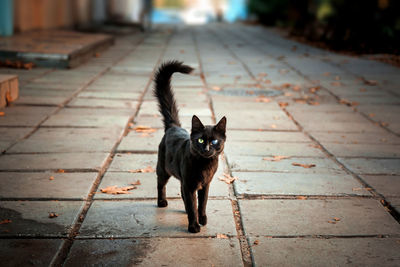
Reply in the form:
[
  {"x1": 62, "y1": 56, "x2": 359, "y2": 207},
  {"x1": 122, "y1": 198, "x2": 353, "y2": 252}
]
[
  {"x1": 0, "y1": 172, "x2": 97, "y2": 199},
  {"x1": 107, "y1": 153, "x2": 157, "y2": 172},
  {"x1": 117, "y1": 130, "x2": 164, "y2": 152},
  {"x1": 228, "y1": 155, "x2": 345, "y2": 174},
  {"x1": 0, "y1": 152, "x2": 109, "y2": 171},
  {"x1": 79, "y1": 199, "x2": 236, "y2": 237},
  {"x1": 0, "y1": 106, "x2": 56, "y2": 127},
  {"x1": 42, "y1": 108, "x2": 131, "y2": 128},
  {"x1": 239, "y1": 199, "x2": 400, "y2": 236},
  {"x1": 9, "y1": 128, "x2": 123, "y2": 153},
  {"x1": 77, "y1": 90, "x2": 141, "y2": 100},
  {"x1": 226, "y1": 142, "x2": 325, "y2": 157},
  {"x1": 228, "y1": 130, "x2": 310, "y2": 142},
  {"x1": 96, "y1": 166, "x2": 229, "y2": 199},
  {"x1": 65, "y1": 238, "x2": 242, "y2": 267},
  {"x1": 0, "y1": 239, "x2": 62, "y2": 266},
  {"x1": 67, "y1": 98, "x2": 138, "y2": 109},
  {"x1": 301, "y1": 121, "x2": 386, "y2": 133},
  {"x1": 15, "y1": 95, "x2": 67, "y2": 106},
  {"x1": 322, "y1": 143, "x2": 400, "y2": 158},
  {"x1": 338, "y1": 158, "x2": 400, "y2": 175},
  {"x1": 233, "y1": 172, "x2": 369, "y2": 196},
  {"x1": 250, "y1": 237, "x2": 400, "y2": 267},
  {"x1": 139, "y1": 101, "x2": 212, "y2": 117},
  {"x1": 0, "y1": 201, "x2": 83, "y2": 237},
  {"x1": 133, "y1": 115, "x2": 214, "y2": 129},
  {"x1": 310, "y1": 132, "x2": 400, "y2": 144},
  {"x1": 360, "y1": 175, "x2": 400, "y2": 197}
]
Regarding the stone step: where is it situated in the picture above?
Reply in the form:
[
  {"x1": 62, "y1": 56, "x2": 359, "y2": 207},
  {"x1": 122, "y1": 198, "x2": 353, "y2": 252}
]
[
  {"x1": 0, "y1": 30, "x2": 114, "y2": 68},
  {"x1": 0, "y1": 74, "x2": 18, "y2": 108}
]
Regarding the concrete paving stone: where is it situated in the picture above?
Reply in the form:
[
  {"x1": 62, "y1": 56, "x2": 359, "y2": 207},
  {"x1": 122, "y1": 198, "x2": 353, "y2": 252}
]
[
  {"x1": 133, "y1": 115, "x2": 214, "y2": 129},
  {"x1": 0, "y1": 106, "x2": 56, "y2": 127},
  {"x1": 228, "y1": 130, "x2": 310, "y2": 142},
  {"x1": 213, "y1": 101, "x2": 282, "y2": 112},
  {"x1": 347, "y1": 95, "x2": 400, "y2": 105},
  {"x1": 15, "y1": 95, "x2": 67, "y2": 106},
  {"x1": 0, "y1": 239, "x2": 62, "y2": 266},
  {"x1": 0, "y1": 152, "x2": 109, "y2": 171},
  {"x1": 96, "y1": 164, "x2": 229, "y2": 199},
  {"x1": 77, "y1": 90, "x2": 141, "y2": 100},
  {"x1": 292, "y1": 111, "x2": 371, "y2": 123},
  {"x1": 19, "y1": 87, "x2": 74, "y2": 97},
  {"x1": 322, "y1": 143, "x2": 400, "y2": 158},
  {"x1": 360, "y1": 175, "x2": 400, "y2": 197},
  {"x1": 9, "y1": 127, "x2": 123, "y2": 153},
  {"x1": 139, "y1": 100, "x2": 211, "y2": 117},
  {"x1": 0, "y1": 127, "x2": 32, "y2": 141},
  {"x1": 250, "y1": 237, "x2": 400, "y2": 267},
  {"x1": 20, "y1": 82, "x2": 80, "y2": 91},
  {"x1": 226, "y1": 142, "x2": 325, "y2": 157},
  {"x1": 233, "y1": 172, "x2": 369, "y2": 196},
  {"x1": 117, "y1": 129, "x2": 164, "y2": 152},
  {"x1": 229, "y1": 155, "x2": 345, "y2": 174},
  {"x1": 338, "y1": 158, "x2": 400, "y2": 175},
  {"x1": 386, "y1": 197, "x2": 400, "y2": 214},
  {"x1": 79, "y1": 199, "x2": 236, "y2": 237},
  {"x1": 65, "y1": 238, "x2": 242, "y2": 267},
  {"x1": 215, "y1": 111, "x2": 298, "y2": 131},
  {"x1": 0, "y1": 141, "x2": 12, "y2": 153},
  {"x1": 239, "y1": 198, "x2": 400, "y2": 236},
  {"x1": 171, "y1": 73, "x2": 204, "y2": 87},
  {"x1": 68, "y1": 98, "x2": 138, "y2": 109},
  {"x1": 42, "y1": 108, "x2": 131, "y2": 128},
  {"x1": 108, "y1": 153, "x2": 157, "y2": 172},
  {"x1": 286, "y1": 104, "x2": 353, "y2": 113},
  {"x1": 0, "y1": 201, "x2": 83, "y2": 237},
  {"x1": 0, "y1": 172, "x2": 97, "y2": 199},
  {"x1": 303, "y1": 121, "x2": 386, "y2": 133},
  {"x1": 310, "y1": 132, "x2": 400, "y2": 144}
]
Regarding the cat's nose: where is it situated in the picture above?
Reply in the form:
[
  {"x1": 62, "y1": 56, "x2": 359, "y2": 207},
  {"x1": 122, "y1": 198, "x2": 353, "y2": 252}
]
[{"x1": 205, "y1": 144, "x2": 210, "y2": 152}]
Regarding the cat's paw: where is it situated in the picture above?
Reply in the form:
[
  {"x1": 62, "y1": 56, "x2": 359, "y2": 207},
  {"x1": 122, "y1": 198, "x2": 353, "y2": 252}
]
[
  {"x1": 199, "y1": 215, "x2": 207, "y2": 226},
  {"x1": 157, "y1": 199, "x2": 168, "y2": 207},
  {"x1": 188, "y1": 223, "x2": 201, "y2": 233}
]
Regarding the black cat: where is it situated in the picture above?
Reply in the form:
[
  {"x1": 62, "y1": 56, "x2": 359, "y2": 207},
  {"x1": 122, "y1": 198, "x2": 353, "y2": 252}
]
[{"x1": 153, "y1": 60, "x2": 227, "y2": 233}]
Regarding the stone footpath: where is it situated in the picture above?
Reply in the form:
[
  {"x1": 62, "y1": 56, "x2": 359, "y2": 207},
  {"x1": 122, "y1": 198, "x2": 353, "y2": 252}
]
[{"x1": 0, "y1": 24, "x2": 399, "y2": 266}]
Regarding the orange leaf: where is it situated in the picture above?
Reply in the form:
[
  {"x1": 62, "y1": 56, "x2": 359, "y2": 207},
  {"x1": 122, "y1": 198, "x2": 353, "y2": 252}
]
[
  {"x1": 278, "y1": 102, "x2": 289, "y2": 108},
  {"x1": 49, "y1": 176, "x2": 55, "y2": 181},
  {"x1": 218, "y1": 173, "x2": 238, "y2": 184},
  {"x1": 56, "y1": 169, "x2": 65, "y2": 173},
  {"x1": 291, "y1": 163, "x2": 316, "y2": 168},
  {"x1": 253, "y1": 239, "x2": 260, "y2": 245},
  {"x1": 100, "y1": 185, "x2": 136, "y2": 194},
  {"x1": 134, "y1": 126, "x2": 157, "y2": 134},
  {"x1": 263, "y1": 156, "x2": 290, "y2": 162},
  {"x1": 48, "y1": 212, "x2": 58, "y2": 218},
  {"x1": 0, "y1": 112, "x2": 5, "y2": 116},
  {"x1": 216, "y1": 233, "x2": 228, "y2": 239},
  {"x1": 131, "y1": 180, "x2": 141, "y2": 186},
  {"x1": 330, "y1": 81, "x2": 342, "y2": 86},
  {"x1": 296, "y1": 196, "x2": 308, "y2": 200},
  {"x1": 128, "y1": 166, "x2": 155, "y2": 173},
  {"x1": 255, "y1": 95, "x2": 271, "y2": 103}
]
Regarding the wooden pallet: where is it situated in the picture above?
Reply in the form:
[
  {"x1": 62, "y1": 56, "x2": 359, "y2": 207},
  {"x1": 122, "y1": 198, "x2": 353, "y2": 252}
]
[{"x1": 0, "y1": 74, "x2": 18, "y2": 108}]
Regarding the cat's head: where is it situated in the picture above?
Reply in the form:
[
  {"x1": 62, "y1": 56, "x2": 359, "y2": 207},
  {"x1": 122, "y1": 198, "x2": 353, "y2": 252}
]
[{"x1": 190, "y1": 115, "x2": 226, "y2": 158}]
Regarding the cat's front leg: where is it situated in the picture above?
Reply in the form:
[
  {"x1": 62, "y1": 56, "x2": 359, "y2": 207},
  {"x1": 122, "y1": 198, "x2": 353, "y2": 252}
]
[
  {"x1": 182, "y1": 186, "x2": 200, "y2": 233},
  {"x1": 198, "y1": 183, "x2": 210, "y2": 226}
]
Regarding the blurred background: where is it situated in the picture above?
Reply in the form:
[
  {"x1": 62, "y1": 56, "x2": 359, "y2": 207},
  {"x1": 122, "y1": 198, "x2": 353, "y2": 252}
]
[{"x1": 0, "y1": 0, "x2": 399, "y2": 54}]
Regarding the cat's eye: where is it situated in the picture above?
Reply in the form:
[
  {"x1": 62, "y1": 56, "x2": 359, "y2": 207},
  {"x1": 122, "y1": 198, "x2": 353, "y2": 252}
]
[
  {"x1": 198, "y1": 138, "x2": 204, "y2": 144},
  {"x1": 211, "y1": 140, "x2": 219, "y2": 145}
]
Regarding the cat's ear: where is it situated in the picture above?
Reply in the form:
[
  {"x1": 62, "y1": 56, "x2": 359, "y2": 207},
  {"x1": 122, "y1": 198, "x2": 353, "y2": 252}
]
[
  {"x1": 215, "y1": 116, "x2": 226, "y2": 133},
  {"x1": 192, "y1": 115, "x2": 204, "y2": 132}
]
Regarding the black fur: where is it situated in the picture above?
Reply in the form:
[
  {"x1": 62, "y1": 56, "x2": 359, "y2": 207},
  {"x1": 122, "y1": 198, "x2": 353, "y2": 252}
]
[{"x1": 153, "y1": 60, "x2": 227, "y2": 233}]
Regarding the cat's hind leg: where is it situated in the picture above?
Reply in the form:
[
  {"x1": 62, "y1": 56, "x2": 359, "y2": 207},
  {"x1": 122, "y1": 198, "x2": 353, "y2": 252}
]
[{"x1": 157, "y1": 167, "x2": 170, "y2": 207}]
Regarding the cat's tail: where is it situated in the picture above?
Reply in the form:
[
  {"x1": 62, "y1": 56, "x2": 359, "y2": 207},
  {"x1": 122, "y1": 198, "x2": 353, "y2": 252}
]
[{"x1": 153, "y1": 60, "x2": 194, "y2": 131}]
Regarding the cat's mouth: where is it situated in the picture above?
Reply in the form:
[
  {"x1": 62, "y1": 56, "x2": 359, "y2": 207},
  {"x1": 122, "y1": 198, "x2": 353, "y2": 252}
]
[{"x1": 202, "y1": 151, "x2": 216, "y2": 158}]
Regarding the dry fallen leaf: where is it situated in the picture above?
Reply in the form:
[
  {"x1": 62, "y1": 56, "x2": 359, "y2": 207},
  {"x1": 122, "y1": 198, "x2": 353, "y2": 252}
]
[
  {"x1": 292, "y1": 85, "x2": 301, "y2": 91},
  {"x1": 365, "y1": 80, "x2": 378, "y2": 86},
  {"x1": 216, "y1": 233, "x2": 228, "y2": 239},
  {"x1": 263, "y1": 156, "x2": 290, "y2": 162},
  {"x1": 292, "y1": 163, "x2": 316, "y2": 168},
  {"x1": 253, "y1": 239, "x2": 260, "y2": 245},
  {"x1": 339, "y1": 99, "x2": 358, "y2": 107},
  {"x1": 255, "y1": 95, "x2": 271, "y2": 103},
  {"x1": 100, "y1": 185, "x2": 136, "y2": 194},
  {"x1": 128, "y1": 166, "x2": 155, "y2": 173},
  {"x1": 333, "y1": 217, "x2": 340, "y2": 221},
  {"x1": 270, "y1": 124, "x2": 277, "y2": 129},
  {"x1": 48, "y1": 212, "x2": 58, "y2": 218},
  {"x1": 134, "y1": 126, "x2": 157, "y2": 134},
  {"x1": 264, "y1": 79, "x2": 272, "y2": 84},
  {"x1": 309, "y1": 86, "x2": 321, "y2": 93},
  {"x1": 131, "y1": 180, "x2": 141, "y2": 186},
  {"x1": 330, "y1": 81, "x2": 342, "y2": 86},
  {"x1": 278, "y1": 102, "x2": 289, "y2": 108},
  {"x1": 49, "y1": 176, "x2": 54, "y2": 181},
  {"x1": 0, "y1": 219, "x2": 12, "y2": 224},
  {"x1": 296, "y1": 196, "x2": 308, "y2": 200},
  {"x1": 0, "y1": 112, "x2": 5, "y2": 116},
  {"x1": 56, "y1": 169, "x2": 65, "y2": 173},
  {"x1": 219, "y1": 173, "x2": 238, "y2": 184}
]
